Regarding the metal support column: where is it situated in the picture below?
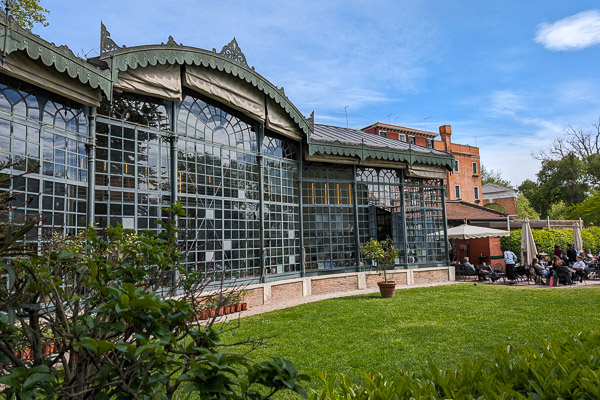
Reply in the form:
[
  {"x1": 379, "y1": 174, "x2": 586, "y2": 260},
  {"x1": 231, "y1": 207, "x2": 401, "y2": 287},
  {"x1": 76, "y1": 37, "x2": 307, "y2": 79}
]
[
  {"x1": 400, "y1": 170, "x2": 409, "y2": 268},
  {"x1": 441, "y1": 183, "x2": 450, "y2": 264},
  {"x1": 352, "y1": 165, "x2": 361, "y2": 271},
  {"x1": 169, "y1": 101, "x2": 179, "y2": 285},
  {"x1": 257, "y1": 123, "x2": 266, "y2": 283},
  {"x1": 169, "y1": 101, "x2": 179, "y2": 207},
  {"x1": 85, "y1": 106, "x2": 96, "y2": 227},
  {"x1": 297, "y1": 146, "x2": 305, "y2": 277}
]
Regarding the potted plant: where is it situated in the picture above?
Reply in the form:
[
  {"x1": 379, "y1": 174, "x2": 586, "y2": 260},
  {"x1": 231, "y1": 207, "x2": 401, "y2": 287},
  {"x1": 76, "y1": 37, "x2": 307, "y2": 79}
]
[{"x1": 360, "y1": 237, "x2": 400, "y2": 298}]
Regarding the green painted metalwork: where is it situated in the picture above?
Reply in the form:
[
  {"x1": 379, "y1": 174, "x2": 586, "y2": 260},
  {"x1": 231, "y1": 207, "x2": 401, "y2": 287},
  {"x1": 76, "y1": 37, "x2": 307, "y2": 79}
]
[
  {"x1": 99, "y1": 25, "x2": 313, "y2": 139},
  {"x1": 0, "y1": 12, "x2": 112, "y2": 98},
  {"x1": 308, "y1": 140, "x2": 454, "y2": 169}
]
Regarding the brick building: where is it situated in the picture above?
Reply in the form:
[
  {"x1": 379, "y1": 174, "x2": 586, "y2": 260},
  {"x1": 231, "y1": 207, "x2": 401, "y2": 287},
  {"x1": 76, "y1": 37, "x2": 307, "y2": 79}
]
[
  {"x1": 361, "y1": 122, "x2": 437, "y2": 148},
  {"x1": 434, "y1": 125, "x2": 482, "y2": 204},
  {"x1": 363, "y1": 123, "x2": 482, "y2": 205},
  {"x1": 481, "y1": 183, "x2": 518, "y2": 215}
]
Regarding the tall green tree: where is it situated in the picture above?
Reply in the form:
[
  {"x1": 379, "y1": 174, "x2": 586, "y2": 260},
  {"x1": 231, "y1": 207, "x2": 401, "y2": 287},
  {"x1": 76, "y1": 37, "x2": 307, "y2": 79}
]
[
  {"x1": 570, "y1": 192, "x2": 600, "y2": 226},
  {"x1": 2, "y1": 0, "x2": 49, "y2": 29},
  {"x1": 518, "y1": 179, "x2": 548, "y2": 217},
  {"x1": 516, "y1": 193, "x2": 540, "y2": 219},
  {"x1": 481, "y1": 165, "x2": 512, "y2": 187}
]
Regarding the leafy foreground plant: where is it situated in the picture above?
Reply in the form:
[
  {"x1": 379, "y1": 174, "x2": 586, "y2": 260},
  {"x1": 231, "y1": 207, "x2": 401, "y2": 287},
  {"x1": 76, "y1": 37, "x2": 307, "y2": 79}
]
[
  {"x1": 309, "y1": 332, "x2": 600, "y2": 400},
  {"x1": 0, "y1": 203, "x2": 309, "y2": 399}
]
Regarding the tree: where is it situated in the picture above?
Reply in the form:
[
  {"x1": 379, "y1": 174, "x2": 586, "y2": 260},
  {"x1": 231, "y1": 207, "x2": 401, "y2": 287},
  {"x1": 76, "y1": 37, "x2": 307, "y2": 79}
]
[
  {"x1": 518, "y1": 179, "x2": 548, "y2": 217},
  {"x1": 0, "y1": 203, "x2": 309, "y2": 399},
  {"x1": 481, "y1": 165, "x2": 512, "y2": 187},
  {"x1": 535, "y1": 120, "x2": 600, "y2": 161},
  {"x1": 516, "y1": 193, "x2": 540, "y2": 219},
  {"x1": 548, "y1": 201, "x2": 570, "y2": 220},
  {"x1": 570, "y1": 192, "x2": 600, "y2": 226},
  {"x1": 2, "y1": 0, "x2": 49, "y2": 29}
]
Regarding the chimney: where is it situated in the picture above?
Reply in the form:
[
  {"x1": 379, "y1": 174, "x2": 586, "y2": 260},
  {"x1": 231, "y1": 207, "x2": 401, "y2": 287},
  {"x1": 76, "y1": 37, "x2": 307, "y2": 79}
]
[{"x1": 439, "y1": 125, "x2": 452, "y2": 151}]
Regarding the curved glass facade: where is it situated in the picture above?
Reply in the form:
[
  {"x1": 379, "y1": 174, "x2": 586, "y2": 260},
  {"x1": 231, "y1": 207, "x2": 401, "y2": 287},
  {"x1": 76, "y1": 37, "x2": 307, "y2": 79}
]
[{"x1": 1, "y1": 72, "x2": 449, "y2": 284}]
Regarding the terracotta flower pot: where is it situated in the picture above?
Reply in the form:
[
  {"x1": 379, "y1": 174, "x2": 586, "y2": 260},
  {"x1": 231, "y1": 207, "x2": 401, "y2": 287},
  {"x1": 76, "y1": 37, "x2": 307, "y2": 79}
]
[
  {"x1": 200, "y1": 311, "x2": 209, "y2": 320},
  {"x1": 377, "y1": 281, "x2": 397, "y2": 298},
  {"x1": 209, "y1": 309, "x2": 216, "y2": 318},
  {"x1": 241, "y1": 303, "x2": 248, "y2": 311},
  {"x1": 217, "y1": 307, "x2": 224, "y2": 316},
  {"x1": 235, "y1": 303, "x2": 242, "y2": 312}
]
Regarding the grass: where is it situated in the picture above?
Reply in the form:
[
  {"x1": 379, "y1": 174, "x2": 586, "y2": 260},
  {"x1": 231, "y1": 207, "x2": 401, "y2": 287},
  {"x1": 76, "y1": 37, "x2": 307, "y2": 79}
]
[{"x1": 221, "y1": 283, "x2": 600, "y2": 394}]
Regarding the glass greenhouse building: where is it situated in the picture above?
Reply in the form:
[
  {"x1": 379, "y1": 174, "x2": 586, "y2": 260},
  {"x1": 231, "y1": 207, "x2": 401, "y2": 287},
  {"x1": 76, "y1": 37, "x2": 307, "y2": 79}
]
[{"x1": 0, "y1": 16, "x2": 453, "y2": 285}]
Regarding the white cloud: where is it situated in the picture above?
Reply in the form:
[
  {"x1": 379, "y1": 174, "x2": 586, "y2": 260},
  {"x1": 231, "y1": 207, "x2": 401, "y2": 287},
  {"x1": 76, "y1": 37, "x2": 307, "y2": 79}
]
[
  {"x1": 535, "y1": 10, "x2": 600, "y2": 51},
  {"x1": 487, "y1": 90, "x2": 527, "y2": 117}
]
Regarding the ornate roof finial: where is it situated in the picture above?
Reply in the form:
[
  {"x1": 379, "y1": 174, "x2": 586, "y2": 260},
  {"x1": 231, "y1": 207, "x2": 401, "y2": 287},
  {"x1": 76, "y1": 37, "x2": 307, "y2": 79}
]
[
  {"x1": 308, "y1": 111, "x2": 314, "y2": 131},
  {"x1": 163, "y1": 35, "x2": 182, "y2": 47},
  {"x1": 100, "y1": 22, "x2": 125, "y2": 55},
  {"x1": 212, "y1": 37, "x2": 252, "y2": 69}
]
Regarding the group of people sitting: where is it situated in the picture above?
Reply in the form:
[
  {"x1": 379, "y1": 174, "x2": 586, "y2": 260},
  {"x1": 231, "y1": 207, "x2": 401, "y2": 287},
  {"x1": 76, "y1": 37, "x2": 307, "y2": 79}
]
[
  {"x1": 461, "y1": 257, "x2": 502, "y2": 282},
  {"x1": 460, "y1": 242, "x2": 596, "y2": 285},
  {"x1": 531, "y1": 243, "x2": 594, "y2": 285}
]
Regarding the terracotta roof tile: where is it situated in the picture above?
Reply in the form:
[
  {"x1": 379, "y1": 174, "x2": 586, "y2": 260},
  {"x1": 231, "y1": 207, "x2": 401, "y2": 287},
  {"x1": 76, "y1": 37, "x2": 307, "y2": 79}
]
[{"x1": 446, "y1": 201, "x2": 507, "y2": 221}]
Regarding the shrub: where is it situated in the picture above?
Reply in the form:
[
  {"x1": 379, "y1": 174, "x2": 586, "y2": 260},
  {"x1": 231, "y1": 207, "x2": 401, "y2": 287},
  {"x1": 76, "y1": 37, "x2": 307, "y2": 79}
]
[
  {"x1": 309, "y1": 332, "x2": 600, "y2": 399},
  {"x1": 0, "y1": 203, "x2": 308, "y2": 399},
  {"x1": 500, "y1": 227, "x2": 600, "y2": 256}
]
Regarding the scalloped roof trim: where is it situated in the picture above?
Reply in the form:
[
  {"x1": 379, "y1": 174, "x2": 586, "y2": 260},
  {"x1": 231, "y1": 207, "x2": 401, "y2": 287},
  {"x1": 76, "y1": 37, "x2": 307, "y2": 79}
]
[
  {"x1": 0, "y1": 23, "x2": 112, "y2": 97},
  {"x1": 103, "y1": 45, "x2": 311, "y2": 136},
  {"x1": 308, "y1": 141, "x2": 454, "y2": 168}
]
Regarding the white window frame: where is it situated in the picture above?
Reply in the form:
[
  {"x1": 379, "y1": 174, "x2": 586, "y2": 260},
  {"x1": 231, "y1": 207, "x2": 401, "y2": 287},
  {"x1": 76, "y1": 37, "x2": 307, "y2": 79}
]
[
  {"x1": 455, "y1": 185, "x2": 461, "y2": 199},
  {"x1": 399, "y1": 134, "x2": 406, "y2": 142},
  {"x1": 408, "y1": 136, "x2": 416, "y2": 145},
  {"x1": 426, "y1": 139, "x2": 433, "y2": 148},
  {"x1": 454, "y1": 160, "x2": 459, "y2": 172},
  {"x1": 474, "y1": 186, "x2": 480, "y2": 200},
  {"x1": 379, "y1": 130, "x2": 388, "y2": 138},
  {"x1": 472, "y1": 162, "x2": 478, "y2": 174}
]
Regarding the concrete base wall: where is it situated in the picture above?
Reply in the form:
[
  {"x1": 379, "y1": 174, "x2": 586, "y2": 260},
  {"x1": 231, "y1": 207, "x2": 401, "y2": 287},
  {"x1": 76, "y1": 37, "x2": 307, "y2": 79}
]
[{"x1": 242, "y1": 266, "x2": 454, "y2": 309}]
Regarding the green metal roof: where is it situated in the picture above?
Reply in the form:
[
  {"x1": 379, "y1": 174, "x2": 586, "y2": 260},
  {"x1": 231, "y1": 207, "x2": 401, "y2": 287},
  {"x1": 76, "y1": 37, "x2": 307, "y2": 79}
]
[
  {"x1": 98, "y1": 25, "x2": 313, "y2": 137},
  {"x1": 311, "y1": 124, "x2": 454, "y2": 169},
  {"x1": 0, "y1": 12, "x2": 112, "y2": 97}
]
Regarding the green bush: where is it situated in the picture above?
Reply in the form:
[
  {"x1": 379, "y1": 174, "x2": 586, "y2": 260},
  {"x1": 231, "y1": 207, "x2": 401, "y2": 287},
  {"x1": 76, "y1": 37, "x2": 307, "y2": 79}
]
[
  {"x1": 500, "y1": 227, "x2": 600, "y2": 257},
  {"x1": 309, "y1": 332, "x2": 600, "y2": 399}
]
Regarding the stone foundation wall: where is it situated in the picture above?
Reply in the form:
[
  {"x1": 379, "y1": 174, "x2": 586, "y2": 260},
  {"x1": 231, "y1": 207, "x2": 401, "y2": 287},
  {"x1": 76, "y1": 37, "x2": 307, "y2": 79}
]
[
  {"x1": 366, "y1": 271, "x2": 408, "y2": 288},
  {"x1": 413, "y1": 269, "x2": 448, "y2": 285},
  {"x1": 231, "y1": 266, "x2": 453, "y2": 310},
  {"x1": 271, "y1": 281, "x2": 303, "y2": 301},
  {"x1": 312, "y1": 275, "x2": 358, "y2": 295},
  {"x1": 246, "y1": 287, "x2": 265, "y2": 307}
]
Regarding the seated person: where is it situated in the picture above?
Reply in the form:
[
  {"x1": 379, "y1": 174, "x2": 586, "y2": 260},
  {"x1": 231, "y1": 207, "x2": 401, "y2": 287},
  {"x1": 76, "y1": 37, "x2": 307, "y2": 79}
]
[
  {"x1": 476, "y1": 262, "x2": 492, "y2": 281},
  {"x1": 532, "y1": 258, "x2": 550, "y2": 276},
  {"x1": 554, "y1": 259, "x2": 574, "y2": 284},
  {"x1": 462, "y1": 257, "x2": 476, "y2": 274},
  {"x1": 585, "y1": 249, "x2": 594, "y2": 261},
  {"x1": 572, "y1": 256, "x2": 589, "y2": 282}
]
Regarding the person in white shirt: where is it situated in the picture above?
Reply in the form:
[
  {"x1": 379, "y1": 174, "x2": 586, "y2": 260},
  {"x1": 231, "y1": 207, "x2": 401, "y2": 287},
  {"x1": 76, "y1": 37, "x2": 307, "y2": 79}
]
[
  {"x1": 572, "y1": 256, "x2": 588, "y2": 282},
  {"x1": 503, "y1": 249, "x2": 518, "y2": 280}
]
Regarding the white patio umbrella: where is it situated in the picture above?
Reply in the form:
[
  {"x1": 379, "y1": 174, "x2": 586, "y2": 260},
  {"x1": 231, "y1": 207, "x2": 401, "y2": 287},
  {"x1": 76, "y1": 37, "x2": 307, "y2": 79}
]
[
  {"x1": 573, "y1": 221, "x2": 583, "y2": 253},
  {"x1": 521, "y1": 217, "x2": 536, "y2": 266},
  {"x1": 441, "y1": 224, "x2": 510, "y2": 240}
]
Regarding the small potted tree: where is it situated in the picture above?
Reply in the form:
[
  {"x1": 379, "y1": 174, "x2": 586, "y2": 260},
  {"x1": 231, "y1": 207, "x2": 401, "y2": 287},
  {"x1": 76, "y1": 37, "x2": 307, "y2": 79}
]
[{"x1": 360, "y1": 237, "x2": 400, "y2": 298}]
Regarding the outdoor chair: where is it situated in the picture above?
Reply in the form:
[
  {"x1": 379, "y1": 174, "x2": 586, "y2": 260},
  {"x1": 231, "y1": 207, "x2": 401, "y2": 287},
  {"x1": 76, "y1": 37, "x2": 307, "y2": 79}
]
[
  {"x1": 456, "y1": 264, "x2": 478, "y2": 281},
  {"x1": 489, "y1": 263, "x2": 505, "y2": 284},
  {"x1": 533, "y1": 267, "x2": 548, "y2": 285},
  {"x1": 556, "y1": 265, "x2": 574, "y2": 285}
]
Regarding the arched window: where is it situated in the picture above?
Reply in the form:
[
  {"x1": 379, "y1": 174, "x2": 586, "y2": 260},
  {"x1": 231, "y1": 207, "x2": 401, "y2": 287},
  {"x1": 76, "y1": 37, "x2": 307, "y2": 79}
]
[
  {"x1": 178, "y1": 95, "x2": 256, "y2": 151},
  {"x1": 0, "y1": 83, "x2": 39, "y2": 120}
]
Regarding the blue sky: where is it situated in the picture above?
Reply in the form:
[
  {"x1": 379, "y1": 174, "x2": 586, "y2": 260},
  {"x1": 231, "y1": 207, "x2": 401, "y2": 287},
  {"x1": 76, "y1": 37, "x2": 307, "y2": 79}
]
[{"x1": 34, "y1": 1, "x2": 600, "y2": 187}]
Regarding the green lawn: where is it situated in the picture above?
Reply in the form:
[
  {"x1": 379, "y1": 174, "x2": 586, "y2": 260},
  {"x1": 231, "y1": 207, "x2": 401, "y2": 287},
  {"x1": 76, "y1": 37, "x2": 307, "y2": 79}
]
[{"x1": 221, "y1": 283, "x2": 600, "y2": 393}]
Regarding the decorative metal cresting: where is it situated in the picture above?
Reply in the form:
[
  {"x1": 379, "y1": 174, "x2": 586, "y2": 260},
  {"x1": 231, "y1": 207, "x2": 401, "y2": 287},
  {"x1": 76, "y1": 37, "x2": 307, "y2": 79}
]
[
  {"x1": 100, "y1": 22, "x2": 125, "y2": 55},
  {"x1": 212, "y1": 37, "x2": 253, "y2": 70}
]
